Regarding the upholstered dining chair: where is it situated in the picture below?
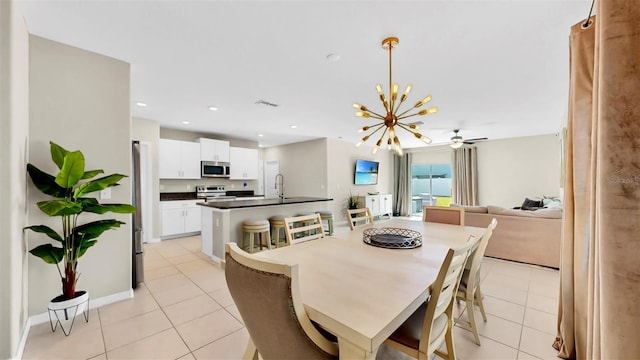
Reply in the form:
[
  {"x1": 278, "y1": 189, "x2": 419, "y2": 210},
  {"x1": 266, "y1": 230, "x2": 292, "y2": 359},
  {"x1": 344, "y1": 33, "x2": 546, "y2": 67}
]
[
  {"x1": 346, "y1": 207, "x2": 374, "y2": 230},
  {"x1": 422, "y1": 206, "x2": 465, "y2": 226},
  {"x1": 455, "y1": 217, "x2": 498, "y2": 345},
  {"x1": 383, "y1": 243, "x2": 473, "y2": 360},
  {"x1": 283, "y1": 213, "x2": 325, "y2": 245},
  {"x1": 224, "y1": 243, "x2": 339, "y2": 360}
]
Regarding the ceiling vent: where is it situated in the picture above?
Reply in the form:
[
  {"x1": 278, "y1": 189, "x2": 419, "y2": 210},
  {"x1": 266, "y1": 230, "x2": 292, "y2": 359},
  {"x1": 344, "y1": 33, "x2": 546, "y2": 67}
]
[{"x1": 254, "y1": 99, "x2": 279, "y2": 107}]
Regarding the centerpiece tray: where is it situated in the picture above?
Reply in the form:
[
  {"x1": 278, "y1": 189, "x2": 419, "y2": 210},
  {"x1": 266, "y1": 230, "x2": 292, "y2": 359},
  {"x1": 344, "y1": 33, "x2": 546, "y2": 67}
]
[{"x1": 362, "y1": 227, "x2": 422, "y2": 249}]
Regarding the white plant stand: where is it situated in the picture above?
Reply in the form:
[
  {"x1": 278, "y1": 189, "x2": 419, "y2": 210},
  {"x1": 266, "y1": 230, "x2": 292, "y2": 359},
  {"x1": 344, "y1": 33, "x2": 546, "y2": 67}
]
[{"x1": 47, "y1": 291, "x2": 89, "y2": 336}]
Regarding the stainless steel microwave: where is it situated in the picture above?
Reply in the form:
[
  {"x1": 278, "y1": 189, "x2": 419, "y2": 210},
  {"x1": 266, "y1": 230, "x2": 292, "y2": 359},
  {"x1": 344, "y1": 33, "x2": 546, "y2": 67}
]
[{"x1": 201, "y1": 161, "x2": 230, "y2": 178}]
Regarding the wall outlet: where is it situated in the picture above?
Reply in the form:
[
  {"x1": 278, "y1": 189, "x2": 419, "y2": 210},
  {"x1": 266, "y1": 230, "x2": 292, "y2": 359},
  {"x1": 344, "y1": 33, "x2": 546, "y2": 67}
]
[{"x1": 100, "y1": 188, "x2": 111, "y2": 200}]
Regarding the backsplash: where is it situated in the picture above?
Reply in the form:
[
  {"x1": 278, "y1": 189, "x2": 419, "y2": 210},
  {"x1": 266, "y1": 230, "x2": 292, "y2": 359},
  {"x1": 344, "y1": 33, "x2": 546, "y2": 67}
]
[{"x1": 159, "y1": 178, "x2": 259, "y2": 193}]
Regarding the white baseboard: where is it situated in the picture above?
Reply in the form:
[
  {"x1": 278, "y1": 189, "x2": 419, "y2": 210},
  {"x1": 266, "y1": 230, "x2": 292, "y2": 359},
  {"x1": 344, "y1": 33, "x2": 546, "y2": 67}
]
[
  {"x1": 145, "y1": 237, "x2": 161, "y2": 244},
  {"x1": 17, "y1": 289, "x2": 133, "y2": 358}
]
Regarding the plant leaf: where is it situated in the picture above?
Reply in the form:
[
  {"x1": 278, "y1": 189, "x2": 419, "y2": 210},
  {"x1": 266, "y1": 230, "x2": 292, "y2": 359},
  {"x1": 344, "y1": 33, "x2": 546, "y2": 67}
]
[
  {"x1": 75, "y1": 219, "x2": 126, "y2": 240},
  {"x1": 82, "y1": 169, "x2": 104, "y2": 179},
  {"x1": 55, "y1": 151, "x2": 85, "y2": 189},
  {"x1": 37, "y1": 199, "x2": 82, "y2": 216},
  {"x1": 26, "y1": 164, "x2": 67, "y2": 198},
  {"x1": 73, "y1": 174, "x2": 126, "y2": 199},
  {"x1": 50, "y1": 142, "x2": 68, "y2": 170},
  {"x1": 29, "y1": 244, "x2": 64, "y2": 264},
  {"x1": 24, "y1": 225, "x2": 63, "y2": 242},
  {"x1": 84, "y1": 203, "x2": 136, "y2": 215},
  {"x1": 77, "y1": 239, "x2": 97, "y2": 258}
]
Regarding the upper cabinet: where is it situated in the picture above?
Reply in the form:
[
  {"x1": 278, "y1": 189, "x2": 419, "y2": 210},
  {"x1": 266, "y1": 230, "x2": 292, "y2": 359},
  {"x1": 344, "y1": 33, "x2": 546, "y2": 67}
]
[
  {"x1": 198, "y1": 138, "x2": 230, "y2": 162},
  {"x1": 159, "y1": 139, "x2": 201, "y2": 179},
  {"x1": 229, "y1": 147, "x2": 259, "y2": 180}
]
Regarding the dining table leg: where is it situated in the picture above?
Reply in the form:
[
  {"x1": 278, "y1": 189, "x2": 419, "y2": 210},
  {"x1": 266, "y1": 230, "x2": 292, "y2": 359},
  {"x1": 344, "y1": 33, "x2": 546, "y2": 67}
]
[{"x1": 338, "y1": 337, "x2": 377, "y2": 360}]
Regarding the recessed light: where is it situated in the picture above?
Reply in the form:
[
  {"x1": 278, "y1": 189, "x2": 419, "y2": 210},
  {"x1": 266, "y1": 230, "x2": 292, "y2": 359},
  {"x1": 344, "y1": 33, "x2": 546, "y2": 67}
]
[
  {"x1": 182, "y1": 121, "x2": 190, "y2": 125},
  {"x1": 258, "y1": 144, "x2": 264, "y2": 148},
  {"x1": 136, "y1": 102, "x2": 147, "y2": 107},
  {"x1": 290, "y1": 125, "x2": 297, "y2": 129},
  {"x1": 208, "y1": 106, "x2": 218, "y2": 111},
  {"x1": 326, "y1": 53, "x2": 341, "y2": 61},
  {"x1": 258, "y1": 134, "x2": 264, "y2": 137}
]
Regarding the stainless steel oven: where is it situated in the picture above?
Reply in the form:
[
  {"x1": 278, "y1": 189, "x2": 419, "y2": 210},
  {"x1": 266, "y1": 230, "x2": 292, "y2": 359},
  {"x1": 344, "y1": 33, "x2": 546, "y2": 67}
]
[{"x1": 201, "y1": 161, "x2": 230, "y2": 178}]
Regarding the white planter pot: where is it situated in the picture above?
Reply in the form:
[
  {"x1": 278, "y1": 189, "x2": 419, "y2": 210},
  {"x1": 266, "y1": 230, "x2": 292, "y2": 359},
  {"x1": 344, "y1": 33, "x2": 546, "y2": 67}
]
[{"x1": 47, "y1": 290, "x2": 90, "y2": 336}]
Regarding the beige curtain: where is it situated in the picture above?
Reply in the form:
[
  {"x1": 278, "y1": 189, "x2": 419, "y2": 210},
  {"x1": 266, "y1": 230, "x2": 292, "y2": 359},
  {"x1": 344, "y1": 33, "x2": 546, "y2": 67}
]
[
  {"x1": 451, "y1": 146, "x2": 478, "y2": 206},
  {"x1": 555, "y1": 2, "x2": 640, "y2": 359},
  {"x1": 393, "y1": 153, "x2": 411, "y2": 216}
]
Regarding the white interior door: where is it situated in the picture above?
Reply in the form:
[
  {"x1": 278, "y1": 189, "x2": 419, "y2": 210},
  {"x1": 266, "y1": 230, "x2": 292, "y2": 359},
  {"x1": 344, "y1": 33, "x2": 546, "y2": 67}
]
[{"x1": 264, "y1": 160, "x2": 280, "y2": 199}]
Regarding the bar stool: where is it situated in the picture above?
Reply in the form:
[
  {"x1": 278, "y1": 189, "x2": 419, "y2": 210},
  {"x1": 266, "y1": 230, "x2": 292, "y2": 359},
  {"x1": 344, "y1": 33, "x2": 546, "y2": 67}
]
[
  {"x1": 268, "y1": 215, "x2": 290, "y2": 248},
  {"x1": 316, "y1": 210, "x2": 335, "y2": 235},
  {"x1": 241, "y1": 219, "x2": 271, "y2": 253}
]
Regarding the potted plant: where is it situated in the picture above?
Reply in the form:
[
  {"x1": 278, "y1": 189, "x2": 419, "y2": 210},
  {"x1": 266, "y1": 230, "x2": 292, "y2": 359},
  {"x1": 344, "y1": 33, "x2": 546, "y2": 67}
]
[
  {"x1": 347, "y1": 190, "x2": 360, "y2": 210},
  {"x1": 25, "y1": 141, "x2": 135, "y2": 334}
]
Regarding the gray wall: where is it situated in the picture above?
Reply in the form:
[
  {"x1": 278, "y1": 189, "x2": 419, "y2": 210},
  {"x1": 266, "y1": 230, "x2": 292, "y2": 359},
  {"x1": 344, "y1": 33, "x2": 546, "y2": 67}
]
[
  {"x1": 0, "y1": 1, "x2": 30, "y2": 357},
  {"x1": 28, "y1": 35, "x2": 132, "y2": 314}
]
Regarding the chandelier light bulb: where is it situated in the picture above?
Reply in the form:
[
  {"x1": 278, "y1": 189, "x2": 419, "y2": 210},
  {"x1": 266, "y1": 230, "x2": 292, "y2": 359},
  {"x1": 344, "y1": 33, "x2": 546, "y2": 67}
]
[
  {"x1": 372, "y1": 147, "x2": 378, "y2": 155},
  {"x1": 353, "y1": 103, "x2": 362, "y2": 109},
  {"x1": 404, "y1": 85, "x2": 412, "y2": 95},
  {"x1": 376, "y1": 84, "x2": 384, "y2": 94}
]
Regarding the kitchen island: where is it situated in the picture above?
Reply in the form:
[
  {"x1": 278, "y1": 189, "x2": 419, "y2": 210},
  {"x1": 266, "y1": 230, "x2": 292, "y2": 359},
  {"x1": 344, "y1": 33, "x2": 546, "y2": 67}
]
[{"x1": 199, "y1": 197, "x2": 333, "y2": 263}]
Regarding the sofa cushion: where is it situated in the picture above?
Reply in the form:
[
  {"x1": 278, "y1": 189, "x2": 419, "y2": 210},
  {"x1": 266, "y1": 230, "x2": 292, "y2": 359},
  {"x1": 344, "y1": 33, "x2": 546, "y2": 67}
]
[{"x1": 487, "y1": 205, "x2": 562, "y2": 219}]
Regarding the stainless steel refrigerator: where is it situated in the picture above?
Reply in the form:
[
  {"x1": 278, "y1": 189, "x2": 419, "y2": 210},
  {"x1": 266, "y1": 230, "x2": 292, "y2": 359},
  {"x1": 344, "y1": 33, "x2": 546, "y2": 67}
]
[{"x1": 131, "y1": 141, "x2": 144, "y2": 288}]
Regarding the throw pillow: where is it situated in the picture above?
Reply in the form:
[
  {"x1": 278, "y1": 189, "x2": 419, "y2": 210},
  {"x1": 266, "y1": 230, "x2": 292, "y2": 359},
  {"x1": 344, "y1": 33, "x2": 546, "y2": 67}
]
[{"x1": 521, "y1": 198, "x2": 544, "y2": 210}]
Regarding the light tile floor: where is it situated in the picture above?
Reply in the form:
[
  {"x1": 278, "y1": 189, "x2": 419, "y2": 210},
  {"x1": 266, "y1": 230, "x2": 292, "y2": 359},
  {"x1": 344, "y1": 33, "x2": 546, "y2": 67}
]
[{"x1": 23, "y1": 220, "x2": 560, "y2": 360}]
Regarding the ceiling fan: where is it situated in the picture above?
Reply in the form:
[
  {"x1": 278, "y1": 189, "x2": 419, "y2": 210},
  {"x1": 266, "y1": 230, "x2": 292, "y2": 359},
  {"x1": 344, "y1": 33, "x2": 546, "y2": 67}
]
[{"x1": 450, "y1": 129, "x2": 488, "y2": 148}]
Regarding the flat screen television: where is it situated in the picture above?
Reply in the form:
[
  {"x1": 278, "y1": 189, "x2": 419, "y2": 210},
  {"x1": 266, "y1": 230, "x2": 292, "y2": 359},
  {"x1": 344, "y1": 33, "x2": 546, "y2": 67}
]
[{"x1": 354, "y1": 159, "x2": 379, "y2": 185}]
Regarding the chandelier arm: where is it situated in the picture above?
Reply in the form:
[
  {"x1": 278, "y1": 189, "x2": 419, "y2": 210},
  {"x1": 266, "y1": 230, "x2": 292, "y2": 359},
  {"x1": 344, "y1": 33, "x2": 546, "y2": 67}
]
[
  {"x1": 395, "y1": 122, "x2": 418, "y2": 134},
  {"x1": 396, "y1": 112, "x2": 421, "y2": 120},
  {"x1": 395, "y1": 107, "x2": 416, "y2": 118},
  {"x1": 365, "y1": 109, "x2": 388, "y2": 119},
  {"x1": 393, "y1": 98, "x2": 406, "y2": 115}
]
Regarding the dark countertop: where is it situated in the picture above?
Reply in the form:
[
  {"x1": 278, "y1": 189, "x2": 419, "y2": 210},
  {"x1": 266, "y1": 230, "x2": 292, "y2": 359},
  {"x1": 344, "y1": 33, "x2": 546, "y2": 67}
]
[
  {"x1": 160, "y1": 192, "x2": 202, "y2": 201},
  {"x1": 198, "y1": 197, "x2": 333, "y2": 209}
]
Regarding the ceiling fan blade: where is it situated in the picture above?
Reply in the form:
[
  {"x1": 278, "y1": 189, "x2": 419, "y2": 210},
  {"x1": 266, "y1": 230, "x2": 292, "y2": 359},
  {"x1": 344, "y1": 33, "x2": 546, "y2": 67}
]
[{"x1": 463, "y1": 137, "x2": 488, "y2": 144}]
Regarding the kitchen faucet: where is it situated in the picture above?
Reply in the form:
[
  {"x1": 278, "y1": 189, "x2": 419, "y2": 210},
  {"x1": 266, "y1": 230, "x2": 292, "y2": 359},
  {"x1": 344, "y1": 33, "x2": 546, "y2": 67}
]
[{"x1": 275, "y1": 173, "x2": 284, "y2": 200}]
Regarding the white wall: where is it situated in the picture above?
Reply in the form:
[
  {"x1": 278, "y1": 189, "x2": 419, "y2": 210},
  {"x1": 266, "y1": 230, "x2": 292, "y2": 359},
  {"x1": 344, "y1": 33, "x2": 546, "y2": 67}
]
[
  {"x1": 262, "y1": 138, "x2": 394, "y2": 224},
  {"x1": 28, "y1": 36, "x2": 132, "y2": 314},
  {"x1": 0, "y1": 1, "x2": 30, "y2": 357},
  {"x1": 475, "y1": 134, "x2": 560, "y2": 207},
  {"x1": 409, "y1": 134, "x2": 561, "y2": 208}
]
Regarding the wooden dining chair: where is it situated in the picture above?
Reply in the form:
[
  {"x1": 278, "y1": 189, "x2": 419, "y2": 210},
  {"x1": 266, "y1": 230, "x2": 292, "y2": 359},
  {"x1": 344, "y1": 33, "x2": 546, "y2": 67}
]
[
  {"x1": 383, "y1": 243, "x2": 473, "y2": 360},
  {"x1": 346, "y1": 207, "x2": 374, "y2": 230},
  {"x1": 224, "y1": 243, "x2": 338, "y2": 360},
  {"x1": 283, "y1": 213, "x2": 325, "y2": 245},
  {"x1": 455, "y1": 218, "x2": 498, "y2": 345},
  {"x1": 422, "y1": 206, "x2": 465, "y2": 226}
]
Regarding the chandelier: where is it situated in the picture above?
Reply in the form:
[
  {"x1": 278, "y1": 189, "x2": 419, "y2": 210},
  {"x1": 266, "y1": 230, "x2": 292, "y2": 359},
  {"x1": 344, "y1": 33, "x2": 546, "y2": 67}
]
[{"x1": 353, "y1": 37, "x2": 438, "y2": 155}]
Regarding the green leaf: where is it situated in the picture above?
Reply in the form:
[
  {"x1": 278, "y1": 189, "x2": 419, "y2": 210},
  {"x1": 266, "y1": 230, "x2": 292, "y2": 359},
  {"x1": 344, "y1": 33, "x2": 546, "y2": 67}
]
[
  {"x1": 82, "y1": 169, "x2": 104, "y2": 180},
  {"x1": 26, "y1": 164, "x2": 67, "y2": 198},
  {"x1": 50, "y1": 142, "x2": 68, "y2": 170},
  {"x1": 24, "y1": 225, "x2": 63, "y2": 242},
  {"x1": 84, "y1": 203, "x2": 136, "y2": 215},
  {"x1": 78, "y1": 197, "x2": 99, "y2": 207},
  {"x1": 73, "y1": 174, "x2": 126, "y2": 199},
  {"x1": 29, "y1": 244, "x2": 64, "y2": 264},
  {"x1": 75, "y1": 219, "x2": 126, "y2": 240},
  {"x1": 77, "y1": 239, "x2": 97, "y2": 258},
  {"x1": 37, "y1": 199, "x2": 82, "y2": 216},
  {"x1": 54, "y1": 151, "x2": 85, "y2": 189}
]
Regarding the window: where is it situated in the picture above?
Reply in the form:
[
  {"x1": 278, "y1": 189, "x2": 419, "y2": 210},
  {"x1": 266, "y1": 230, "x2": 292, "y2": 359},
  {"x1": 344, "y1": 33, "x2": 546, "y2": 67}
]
[{"x1": 411, "y1": 163, "x2": 452, "y2": 214}]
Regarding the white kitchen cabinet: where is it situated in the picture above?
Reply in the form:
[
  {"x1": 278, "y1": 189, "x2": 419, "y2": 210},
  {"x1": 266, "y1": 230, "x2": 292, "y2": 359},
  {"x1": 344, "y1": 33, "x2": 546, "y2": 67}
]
[
  {"x1": 198, "y1": 138, "x2": 230, "y2": 162},
  {"x1": 229, "y1": 147, "x2": 259, "y2": 180},
  {"x1": 359, "y1": 194, "x2": 393, "y2": 218},
  {"x1": 161, "y1": 200, "x2": 203, "y2": 237},
  {"x1": 159, "y1": 139, "x2": 201, "y2": 179}
]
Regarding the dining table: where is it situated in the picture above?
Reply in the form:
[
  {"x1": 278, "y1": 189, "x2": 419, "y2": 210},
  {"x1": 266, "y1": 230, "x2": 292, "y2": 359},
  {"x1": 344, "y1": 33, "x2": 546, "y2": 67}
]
[{"x1": 252, "y1": 218, "x2": 486, "y2": 359}]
